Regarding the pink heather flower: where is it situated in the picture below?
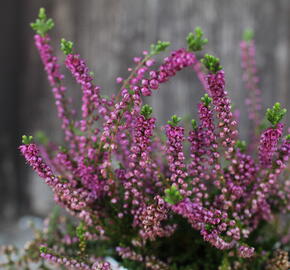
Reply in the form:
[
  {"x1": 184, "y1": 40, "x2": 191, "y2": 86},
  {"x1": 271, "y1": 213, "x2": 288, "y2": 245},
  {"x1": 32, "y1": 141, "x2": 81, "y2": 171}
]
[
  {"x1": 122, "y1": 111, "x2": 157, "y2": 217},
  {"x1": 192, "y1": 60, "x2": 208, "y2": 92},
  {"x1": 55, "y1": 146, "x2": 105, "y2": 201},
  {"x1": 65, "y1": 54, "x2": 110, "y2": 131},
  {"x1": 165, "y1": 124, "x2": 188, "y2": 195},
  {"x1": 171, "y1": 198, "x2": 239, "y2": 250},
  {"x1": 20, "y1": 144, "x2": 91, "y2": 211},
  {"x1": 258, "y1": 123, "x2": 283, "y2": 167},
  {"x1": 116, "y1": 77, "x2": 123, "y2": 84},
  {"x1": 238, "y1": 245, "x2": 255, "y2": 258},
  {"x1": 146, "y1": 48, "x2": 197, "y2": 86},
  {"x1": 240, "y1": 40, "x2": 262, "y2": 126},
  {"x1": 187, "y1": 102, "x2": 220, "y2": 201},
  {"x1": 138, "y1": 196, "x2": 176, "y2": 241},
  {"x1": 116, "y1": 246, "x2": 170, "y2": 270},
  {"x1": 34, "y1": 34, "x2": 75, "y2": 143},
  {"x1": 92, "y1": 261, "x2": 112, "y2": 270},
  {"x1": 34, "y1": 34, "x2": 64, "y2": 85},
  {"x1": 131, "y1": 114, "x2": 156, "y2": 168},
  {"x1": 116, "y1": 246, "x2": 143, "y2": 262},
  {"x1": 206, "y1": 70, "x2": 238, "y2": 159},
  {"x1": 20, "y1": 143, "x2": 58, "y2": 186},
  {"x1": 40, "y1": 250, "x2": 90, "y2": 269}
]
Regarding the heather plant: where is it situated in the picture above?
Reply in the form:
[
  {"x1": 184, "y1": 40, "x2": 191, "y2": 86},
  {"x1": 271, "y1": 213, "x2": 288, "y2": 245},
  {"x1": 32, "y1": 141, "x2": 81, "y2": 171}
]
[{"x1": 1, "y1": 8, "x2": 290, "y2": 270}]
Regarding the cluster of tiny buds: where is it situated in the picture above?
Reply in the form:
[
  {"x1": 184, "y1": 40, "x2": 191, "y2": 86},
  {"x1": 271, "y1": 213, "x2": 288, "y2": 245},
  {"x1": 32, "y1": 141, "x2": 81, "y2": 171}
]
[
  {"x1": 265, "y1": 249, "x2": 290, "y2": 270},
  {"x1": 237, "y1": 245, "x2": 255, "y2": 258},
  {"x1": 91, "y1": 261, "x2": 112, "y2": 270},
  {"x1": 40, "y1": 248, "x2": 90, "y2": 269}
]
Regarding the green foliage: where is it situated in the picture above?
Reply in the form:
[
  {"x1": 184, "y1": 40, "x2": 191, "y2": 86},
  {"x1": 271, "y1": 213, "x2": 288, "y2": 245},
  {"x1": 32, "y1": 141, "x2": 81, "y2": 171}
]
[
  {"x1": 168, "y1": 115, "x2": 182, "y2": 126},
  {"x1": 46, "y1": 206, "x2": 61, "y2": 246},
  {"x1": 72, "y1": 126, "x2": 86, "y2": 136},
  {"x1": 121, "y1": 260, "x2": 144, "y2": 270},
  {"x1": 205, "y1": 224, "x2": 214, "y2": 231},
  {"x1": 60, "y1": 38, "x2": 74, "y2": 55},
  {"x1": 76, "y1": 222, "x2": 87, "y2": 254},
  {"x1": 243, "y1": 29, "x2": 254, "y2": 42},
  {"x1": 59, "y1": 145, "x2": 68, "y2": 153},
  {"x1": 154, "y1": 218, "x2": 225, "y2": 270},
  {"x1": 236, "y1": 140, "x2": 247, "y2": 152},
  {"x1": 39, "y1": 246, "x2": 48, "y2": 253},
  {"x1": 35, "y1": 130, "x2": 49, "y2": 145},
  {"x1": 266, "y1": 102, "x2": 287, "y2": 126},
  {"x1": 140, "y1": 104, "x2": 153, "y2": 119},
  {"x1": 191, "y1": 119, "x2": 197, "y2": 129},
  {"x1": 286, "y1": 134, "x2": 290, "y2": 140},
  {"x1": 258, "y1": 117, "x2": 271, "y2": 132},
  {"x1": 186, "y1": 27, "x2": 208, "y2": 51},
  {"x1": 219, "y1": 256, "x2": 230, "y2": 270},
  {"x1": 150, "y1": 41, "x2": 171, "y2": 55},
  {"x1": 201, "y1": 93, "x2": 212, "y2": 107},
  {"x1": 22, "y1": 135, "x2": 33, "y2": 145},
  {"x1": 31, "y1": 8, "x2": 54, "y2": 37},
  {"x1": 164, "y1": 185, "x2": 183, "y2": 205},
  {"x1": 201, "y1": 54, "x2": 222, "y2": 73}
]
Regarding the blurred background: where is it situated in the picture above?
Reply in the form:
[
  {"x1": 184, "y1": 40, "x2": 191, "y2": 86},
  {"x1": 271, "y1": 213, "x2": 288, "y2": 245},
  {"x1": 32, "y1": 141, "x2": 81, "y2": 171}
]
[{"x1": 1, "y1": 0, "x2": 290, "y2": 245}]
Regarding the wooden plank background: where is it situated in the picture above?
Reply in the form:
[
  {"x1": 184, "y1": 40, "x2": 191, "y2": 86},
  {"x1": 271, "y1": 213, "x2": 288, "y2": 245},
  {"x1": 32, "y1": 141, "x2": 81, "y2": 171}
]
[{"x1": 1, "y1": 0, "x2": 290, "y2": 219}]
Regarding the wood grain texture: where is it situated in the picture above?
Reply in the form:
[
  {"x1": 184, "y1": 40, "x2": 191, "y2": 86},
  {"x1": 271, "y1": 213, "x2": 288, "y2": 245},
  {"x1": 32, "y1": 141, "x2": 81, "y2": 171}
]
[{"x1": 1, "y1": 0, "x2": 290, "y2": 218}]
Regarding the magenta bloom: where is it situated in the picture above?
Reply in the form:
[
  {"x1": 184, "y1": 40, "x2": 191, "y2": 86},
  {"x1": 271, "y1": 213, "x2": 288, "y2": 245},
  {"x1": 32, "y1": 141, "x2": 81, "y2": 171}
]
[{"x1": 259, "y1": 123, "x2": 283, "y2": 167}]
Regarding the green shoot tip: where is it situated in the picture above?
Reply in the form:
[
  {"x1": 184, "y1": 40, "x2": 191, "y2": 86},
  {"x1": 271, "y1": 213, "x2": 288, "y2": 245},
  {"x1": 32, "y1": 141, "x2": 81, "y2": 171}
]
[
  {"x1": 164, "y1": 185, "x2": 183, "y2": 205},
  {"x1": 266, "y1": 102, "x2": 287, "y2": 126},
  {"x1": 22, "y1": 135, "x2": 33, "y2": 145},
  {"x1": 201, "y1": 54, "x2": 222, "y2": 74},
  {"x1": 150, "y1": 41, "x2": 171, "y2": 55},
  {"x1": 168, "y1": 115, "x2": 182, "y2": 126},
  {"x1": 243, "y1": 29, "x2": 254, "y2": 42},
  {"x1": 39, "y1": 246, "x2": 48, "y2": 253},
  {"x1": 236, "y1": 140, "x2": 247, "y2": 152},
  {"x1": 141, "y1": 104, "x2": 153, "y2": 119},
  {"x1": 60, "y1": 38, "x2": 74, "y2": 55},
  {"x1": 59, "y1": 146, "x2": 68, "y2": 153},
  {"x1": 191, "y1": 119, "x2": 197, "y2": 129},
  {"x1": 31, "y1": 8, "x2": 54, "y2": 37},
  {"x1": 186, "y1": 27, "x2": 208, "y2": 51},
  {"x1": 76, "y1": 222, "x2": 86, "y2": 238},
  {"x1": 35, "y1": 131, "x2": 48, "y2": 145},
  {"x1": 201, "y1": 93, "x2": 212, "y2": 107}
]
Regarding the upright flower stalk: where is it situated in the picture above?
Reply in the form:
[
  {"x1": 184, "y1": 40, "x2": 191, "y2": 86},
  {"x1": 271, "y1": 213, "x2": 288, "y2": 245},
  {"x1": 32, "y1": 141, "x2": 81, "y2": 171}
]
[
  {"x1": 31, "y1": 9, "x2": 76, "y2": 144},
  {"x1": 240, "y1": 29, "x2": 262, "y2": 149}
]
